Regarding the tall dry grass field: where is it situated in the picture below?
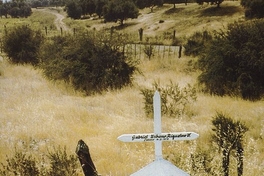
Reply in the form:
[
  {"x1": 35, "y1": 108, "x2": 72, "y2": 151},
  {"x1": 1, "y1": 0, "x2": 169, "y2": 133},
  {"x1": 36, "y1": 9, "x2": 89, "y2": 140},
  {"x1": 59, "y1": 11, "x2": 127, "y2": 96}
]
[
  {"x1": 1, "y1": 53, "x2": 263, "y2": 175},
  {"x1": 0, "y1": 1, "x2": 263, "y2": 175}
]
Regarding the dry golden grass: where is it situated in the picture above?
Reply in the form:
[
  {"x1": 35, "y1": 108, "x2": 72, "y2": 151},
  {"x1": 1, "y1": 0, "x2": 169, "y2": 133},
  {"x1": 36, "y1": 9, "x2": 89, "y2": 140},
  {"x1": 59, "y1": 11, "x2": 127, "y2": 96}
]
[
  {"x1": 0, "y1": 2, "x2": 263, "y2": 175},
  {"x1": 71, "y1": 2, "x2": 245, "y2": 42},
  {"x1": 0, "y1": 8, "x2": 60, "y2": 38},
  {"x1": 1, "y1": 51, "x2": 263, "y2": 175}
]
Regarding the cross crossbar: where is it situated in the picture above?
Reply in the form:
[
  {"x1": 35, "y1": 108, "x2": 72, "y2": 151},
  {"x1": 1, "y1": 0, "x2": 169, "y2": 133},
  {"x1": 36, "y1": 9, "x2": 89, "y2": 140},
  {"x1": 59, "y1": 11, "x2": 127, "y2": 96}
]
[{"x1": 118, "y1": 91, "x2": 199, "y2": 160}]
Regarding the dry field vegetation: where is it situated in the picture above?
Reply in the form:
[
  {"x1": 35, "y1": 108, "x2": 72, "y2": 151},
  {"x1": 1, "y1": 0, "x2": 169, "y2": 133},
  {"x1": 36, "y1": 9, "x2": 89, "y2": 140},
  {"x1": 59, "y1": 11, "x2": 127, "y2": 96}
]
[{"x1": 0, "y1": 1, "x2": 264, "y2": 175}]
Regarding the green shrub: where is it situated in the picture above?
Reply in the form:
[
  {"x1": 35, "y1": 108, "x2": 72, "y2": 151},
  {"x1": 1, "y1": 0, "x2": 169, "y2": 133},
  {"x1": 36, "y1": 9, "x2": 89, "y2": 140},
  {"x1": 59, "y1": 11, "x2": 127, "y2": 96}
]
[
  {"x1": 40, "y1": 32, "x2": 138, "y2": 95},
  {"x1": 184, "y1": 30, "x2": 213, "y2": 57},
  {"x1": 0, "y1": 151, "x2": 39, "y2": 176},
  {"x1": 47, "y1": 146, "x2": 79, "y2": 176},
  {"x1": 190, "y1": 148, "x2": 216, "y2": 175},
  {"x1": 241, "y1": 0, "x2": 264, "y2": 18},
  {"x1": 0, "y1": 64, "x2": 2, "y2": 76},
  {"x1": 168, "y1": 142, "x2": 221, "y2": 175},
  {"x1": 3, "y1": 25, "x2": 43, "y2": 66},
  {"x1": 103, "y1": 0, "x2": 139, "y2": 25},
  {"x1": 211, "y1": 112, "x2": 248, "y2": 176},
  {"x1": 198, "y1": 19, "x2": 264, "y2": 100},
  {"x1": 0, "y1": 146, "x2": 79, "y2": 176},
  {"x1": 140, "y1": 81, "x2": 197, "y2": 118},
  {"x1": 196, "y1": 0, "x2": 223, "y2": 7},
  {"x1": 65, "y1": 0, "x2": 82, "y2": 19},
  {"x1": 144, "y1": 44, "x2": 154, "y2": 60},
  {"x1": 8, "y1": 5, "x2": 32, "y2": 18}
]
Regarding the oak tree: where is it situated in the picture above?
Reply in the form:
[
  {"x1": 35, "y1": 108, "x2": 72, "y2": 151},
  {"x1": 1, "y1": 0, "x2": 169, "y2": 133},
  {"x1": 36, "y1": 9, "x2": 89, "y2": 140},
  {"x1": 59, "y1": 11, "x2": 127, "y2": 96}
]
[
  {"x1": 196, "y1": 0, "x2": 223, "y2": 8},
  {"x1": 241, "y1": 0, "x2": 264, "y2": 18},
  {"x1": 103, "y1": 0, "x2": 139, "y2": 25}
]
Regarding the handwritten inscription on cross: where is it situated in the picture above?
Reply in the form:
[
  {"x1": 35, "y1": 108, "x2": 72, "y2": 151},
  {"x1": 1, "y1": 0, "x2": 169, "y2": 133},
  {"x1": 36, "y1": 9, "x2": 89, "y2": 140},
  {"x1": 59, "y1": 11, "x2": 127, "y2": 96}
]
[{"x1": 118, "y1": 91, "x2": 199, "y2": 160}]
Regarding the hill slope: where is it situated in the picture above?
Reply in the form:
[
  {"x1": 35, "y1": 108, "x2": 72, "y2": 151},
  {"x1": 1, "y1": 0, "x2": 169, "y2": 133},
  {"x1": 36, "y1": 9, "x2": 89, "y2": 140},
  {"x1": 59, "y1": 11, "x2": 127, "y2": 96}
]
[
  {"x1": 81, "y1": 2, "x2": 244, "y2": 39},
  {"x1": 1, "y1": 2, "x2": 264, "y2": 176}
]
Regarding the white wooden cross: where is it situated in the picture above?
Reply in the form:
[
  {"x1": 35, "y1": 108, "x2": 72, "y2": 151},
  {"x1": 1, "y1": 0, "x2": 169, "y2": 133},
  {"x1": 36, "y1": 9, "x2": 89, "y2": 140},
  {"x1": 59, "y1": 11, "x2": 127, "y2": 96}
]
[{"x1": 118, "y1": 91, "x2": 199, "y2": 160}]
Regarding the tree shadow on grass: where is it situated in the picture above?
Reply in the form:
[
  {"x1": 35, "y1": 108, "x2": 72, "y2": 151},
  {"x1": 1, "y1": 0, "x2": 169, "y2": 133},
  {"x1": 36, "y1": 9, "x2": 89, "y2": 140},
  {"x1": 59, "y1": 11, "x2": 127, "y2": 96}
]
[
  {"x1": 199, "y1": 6, "x2": 242, "y2": 17},
  {"x1": 164, "y1": 7, "x2": 185, "y2": 15},
  {"x1": 112, "y1": 22, "x2": 139, "y2": 31}
]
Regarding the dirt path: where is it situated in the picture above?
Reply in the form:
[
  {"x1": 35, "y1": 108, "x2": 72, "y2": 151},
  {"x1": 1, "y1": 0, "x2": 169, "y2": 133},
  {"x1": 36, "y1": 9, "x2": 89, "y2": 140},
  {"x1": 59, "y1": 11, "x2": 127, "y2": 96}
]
[
  {"x1": 36, "y1": 8, "x2": 70, "y2": 32},
  {"x1": 48, "y1": 10, "x2": 70, "y2": 31}
]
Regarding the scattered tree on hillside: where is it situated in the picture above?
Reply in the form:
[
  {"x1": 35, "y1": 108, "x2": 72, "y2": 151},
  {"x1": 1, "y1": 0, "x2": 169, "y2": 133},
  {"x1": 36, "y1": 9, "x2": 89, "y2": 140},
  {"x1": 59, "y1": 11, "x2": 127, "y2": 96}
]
[
  {"x1": 64, "y1": 0, "x2": 107, "y2": 19},
  {"x1": 65, "y1": 0, "x2": 82, "y2": 19},
  {"x1": 9, "y1": 4, "x2": 31, "y2": 18},
  {"x1": 133, "y1": 0, "x2": 163, "y2": 12},
  {"x1": 30, "y1": 0, "x2": 64, "y2": 7},
  {"x1": 79, "y1": 0, "x2": 96, "y2": 16},
  {"x1": 3, "y1": 25, "x2": 43, "y2": 65},
  {"x1": 9, "y1": 7, "x2": 20, "y2": 18},
  {"x1": 197, "y1": 19, "x2": 264, "y2": 100},
  {"x1": 211, "y1": 112, "x2": 248, "y2": 176},
  {"x1": 65, "y1": 0, "x2": 106, "y2": 19},
  {"x1": 103, "y1": 0, "x2": 139, "y2": 25},
  {"x1": 31, "y1": 0, "x2": 53, "y2": 8},
  {"x1": 0, "y1": 1, "x2": 32, "y2": 18},
  {"x1": 31, "y1": 0, "x2": 42, "y2": 8},
  {"x1": 241, "y1": 0, "x2": 264, "y2": 18},
  {"x1": 0, "y1": 3, "x2": 9, "y2": 18},
  {"x1": 19, "y1": 5, "x2": 32, "y2": 17},
  {"x1": 196, "y1": 0, "x2": 223, "y2": 8},
  {"x1": 95, "y1": 0, "x2": 107, "y2": 18},
  {"x1": 164, "y1": 0, "x2": 187, "y2": 9}
]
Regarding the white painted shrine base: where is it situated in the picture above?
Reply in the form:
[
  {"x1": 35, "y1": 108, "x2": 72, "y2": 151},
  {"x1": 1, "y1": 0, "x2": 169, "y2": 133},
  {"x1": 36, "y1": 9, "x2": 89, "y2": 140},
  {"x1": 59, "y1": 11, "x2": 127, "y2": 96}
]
[{"x1": 130, "y1": 158, "x2": 189, "y2": 176}]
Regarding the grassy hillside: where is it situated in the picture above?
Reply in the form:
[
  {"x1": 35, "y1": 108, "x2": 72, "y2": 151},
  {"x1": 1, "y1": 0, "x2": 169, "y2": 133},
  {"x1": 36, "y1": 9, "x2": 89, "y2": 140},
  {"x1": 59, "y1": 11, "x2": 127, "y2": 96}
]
[
  {"x1": 63, "y1": 2, "x2": 244, "y2": 44},
  {"x1": 0, "y1": 1, "x2": 263, "y2": 175}
]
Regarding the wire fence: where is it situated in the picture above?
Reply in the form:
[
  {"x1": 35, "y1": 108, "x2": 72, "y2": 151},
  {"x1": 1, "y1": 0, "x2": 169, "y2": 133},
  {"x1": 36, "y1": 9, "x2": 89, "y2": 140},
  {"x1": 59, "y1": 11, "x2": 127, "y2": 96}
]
[
  {"x1": 0, "y1": 39, "x2": 182, "y2": 59},
  {"x1": 124, "y1": 43, "x2": 182, "y2": 60}
]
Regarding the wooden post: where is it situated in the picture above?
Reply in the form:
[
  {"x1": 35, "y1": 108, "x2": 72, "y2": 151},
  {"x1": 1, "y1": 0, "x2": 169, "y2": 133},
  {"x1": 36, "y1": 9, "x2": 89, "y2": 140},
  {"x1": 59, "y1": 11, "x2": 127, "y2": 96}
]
[
  {"x1": 139, "y1": 44, "x2": 141, "y2": 59},
  {"x1": 158, "y1": 45, "x2": 160, "y2": 57},
  {"x1": 173, "y1": 30, "x2": 176, "y2": 41},
  {"x1": 135, "y1": 43, "x2": 137, "y2": 58},
  {"x1": 138, "y1": 28, "x2": 143, "y2": 42},
  {"x1": 179, "y1": 45, "x2": 182, "y2": 58},
  {"x1": 163, "y1": 45, "x2": 165, "y2": 59},
  {"x1": 76, "y1": 140, "x2": 98, "y2": 176},
  {"x1": 4, "y1": 25, "x2": 7, "y2": 34},
  {"x1": 168, "y1": 45, "x2": 171, "y2": 58},
  {"x1": 45, "y1": 26, "x2": 48, "y2": 36},
  {"x1": 123, "y1": 44, "x2": 125, "y2": 55},
  {"x1": 110, "y1": 26, "x2": 114, "y2": 40}
]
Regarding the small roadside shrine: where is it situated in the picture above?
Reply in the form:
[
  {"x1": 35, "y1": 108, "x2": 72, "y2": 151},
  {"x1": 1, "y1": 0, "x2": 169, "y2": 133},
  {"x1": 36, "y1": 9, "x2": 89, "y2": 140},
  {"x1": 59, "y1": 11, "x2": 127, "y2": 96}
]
[{"x1": 118, "y1": 91, "x2": 199, "y2": 176}]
